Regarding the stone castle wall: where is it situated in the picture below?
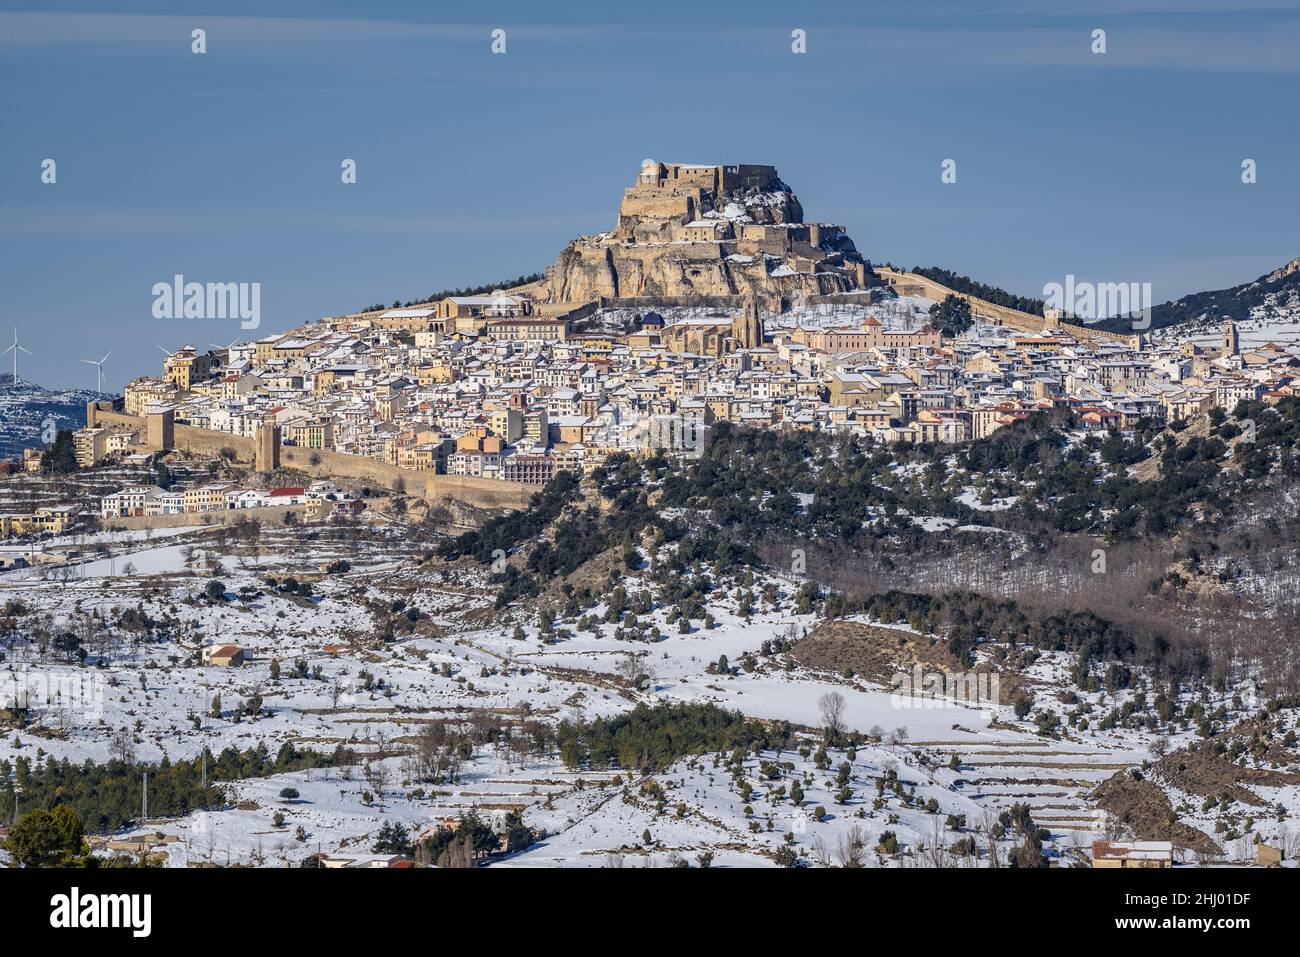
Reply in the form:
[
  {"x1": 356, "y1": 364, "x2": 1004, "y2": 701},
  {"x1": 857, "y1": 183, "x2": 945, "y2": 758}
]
[
  {"x1": 101, "y1": 503, "x2": 310, "y2": 532},
  {"x1": 874, "y1": 268, "x2": 1141, "y2": 348},
  {"x1": 618, "y1": 187, "x2": 699, "y2": 224},
  {"x1": 88, "y1": 406, "x2": 535, "y2": 510},
  {"x1": 720, "y1": 164, "x2": 779, "y2": 192}
]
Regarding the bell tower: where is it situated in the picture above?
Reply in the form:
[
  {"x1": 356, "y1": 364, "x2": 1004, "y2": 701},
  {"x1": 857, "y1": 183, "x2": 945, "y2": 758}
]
[
  {"x1": 733, "y1": 297, "x2": 763, "y2": 350},
  {"x1": 1221, "y1": 319, "x2": 1239, "y2": 357}
]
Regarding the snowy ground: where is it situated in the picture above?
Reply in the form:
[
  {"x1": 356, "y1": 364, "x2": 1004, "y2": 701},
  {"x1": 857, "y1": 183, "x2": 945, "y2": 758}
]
[{"x1": 3, "y1": 517, "x2": 1293, "y2": 867}]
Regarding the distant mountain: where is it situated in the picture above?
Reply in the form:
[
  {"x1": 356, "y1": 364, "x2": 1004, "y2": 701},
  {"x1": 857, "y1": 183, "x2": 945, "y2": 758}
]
[
  {"x1": 1095, "y1": 256, "x2": 1300, "y2": 334},
  {"x1": 0, "y1": 375, "x2": 107, "y2": 461}
]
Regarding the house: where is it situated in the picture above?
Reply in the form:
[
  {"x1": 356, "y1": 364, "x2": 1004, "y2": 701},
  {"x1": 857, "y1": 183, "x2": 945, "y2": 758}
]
[
  {"x1": 32, "y1": 505, "x2": 77, "y2": 534},
  {"x1": 281, "y1": 415, "x2": 336, "y2": 450},
  {"x1": 266, "y1": 487, "x2": 307, "y2": 506},
  {"x1": 304, "y1": 497, "x2": 365, "y2": 521},
  {"x1": 1079, "y1": 408, "x2": 1123, "y2": 431},
  {"x1": 1, "y1": 505, "x2": 79, "y2": 537},
  {"x1": 201, "y1": 644, "x2": 246, "y2": 667},
  {"x1": 484, "y1": 317, "x2": 569, "y2": 342},
  {"x1": 1090, "y1": 840, "x2": 1173, "y2": 868},
  {"x1": 143, "y1": 489, "x2": 185, "y2": 516},
  {"x1": 183, "y1": 483, "x2": 233, "y2": 514},
  {"x1": 223, "y1": 489, "x2": 264, "y2": 509}
]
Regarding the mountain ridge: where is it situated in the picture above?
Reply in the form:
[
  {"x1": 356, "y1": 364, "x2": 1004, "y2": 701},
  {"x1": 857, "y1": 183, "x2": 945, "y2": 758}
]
[
  {"x1": 1094, "y1": 256, "x2": 1300, "y2": 333},
  {"x1": 0, "y1": 375, "x2": 107, "y2": 459}
]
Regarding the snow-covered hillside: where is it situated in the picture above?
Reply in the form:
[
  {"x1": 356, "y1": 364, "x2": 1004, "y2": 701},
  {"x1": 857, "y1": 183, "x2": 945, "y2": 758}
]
[{"x1": 0, "y1": 376, "x2": 106, "y2": 460}]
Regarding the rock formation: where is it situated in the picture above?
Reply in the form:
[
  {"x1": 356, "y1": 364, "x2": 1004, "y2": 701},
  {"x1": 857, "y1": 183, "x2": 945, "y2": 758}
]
[{"x1": 543, "y1": 160, "x2": 875, "y2": 308}]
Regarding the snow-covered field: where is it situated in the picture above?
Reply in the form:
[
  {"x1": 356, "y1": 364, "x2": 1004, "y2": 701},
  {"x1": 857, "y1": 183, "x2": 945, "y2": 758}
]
[{"x1": 2, "y1": 515, "x2": 1295, "y2": 868}]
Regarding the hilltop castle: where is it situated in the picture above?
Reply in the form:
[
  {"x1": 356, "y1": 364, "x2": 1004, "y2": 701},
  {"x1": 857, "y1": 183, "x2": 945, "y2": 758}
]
[{"x1": 543, "y1": 160, "x2": 874, "y2": 309}]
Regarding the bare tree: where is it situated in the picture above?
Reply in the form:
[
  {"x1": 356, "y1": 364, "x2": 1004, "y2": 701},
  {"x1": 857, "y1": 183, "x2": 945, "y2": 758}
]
[
  {"x1": 835, "y1": 824, "x2": 868, "y2": 868},
  {"x1": 617, "y1": 653, "x2": 655, "y2": 692},
  {"x1": 925, "y1": 818, "x2": 955, "y2": 869},
  {"x1": 818, "y1": 691, "x2": 846, "y2": 745},
  {"x1": 363, "y1": 760, "x2": 388, "y2": 801},
  {"x1": 810, "y1": 834, "x2": 832, "y2": 867},
  {"x1": 109, "y1": 727, "x2": 136, "y2": 764},
  {"x1": 982, "y1": 810, "x2": 1002, "y2": 868}
]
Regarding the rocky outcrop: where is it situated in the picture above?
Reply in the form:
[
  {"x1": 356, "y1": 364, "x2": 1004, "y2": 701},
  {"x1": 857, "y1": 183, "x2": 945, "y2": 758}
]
[
  {"x1": 549, "y1": 241, "x2": 862, "y2": 304},
  {"x1": 542, "y1": 160, "x2": 875, "y2": 307},
  {"x1": 1264, "y1": 256, "x2": 1300, "y2": 284}
]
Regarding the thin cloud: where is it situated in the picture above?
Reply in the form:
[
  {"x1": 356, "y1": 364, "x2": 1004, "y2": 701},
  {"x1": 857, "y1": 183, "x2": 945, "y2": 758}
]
[
  {"x1": 0, "y1": 206, "x2": 596, "y2": 238},
  {"x1": 732, "y1": 22, "x2": 1300, "y2": 75},
  {"x1": 0, "y1": 11, "x2": 620, "y2": 46}
]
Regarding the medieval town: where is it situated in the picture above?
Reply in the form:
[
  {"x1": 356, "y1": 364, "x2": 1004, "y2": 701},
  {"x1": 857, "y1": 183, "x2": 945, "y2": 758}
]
[{"x1": 35, "y1": 162, "x2": 1289, "y2": 526}]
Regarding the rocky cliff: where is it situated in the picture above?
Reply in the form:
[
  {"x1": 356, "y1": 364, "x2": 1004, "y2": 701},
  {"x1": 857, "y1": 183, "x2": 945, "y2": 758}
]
[{"x1": 543, "y1": 161, "x2": 874, "y2": 307}]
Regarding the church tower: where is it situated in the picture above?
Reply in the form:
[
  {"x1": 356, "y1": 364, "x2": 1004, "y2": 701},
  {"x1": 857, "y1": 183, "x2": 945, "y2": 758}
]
[
  {"x1": 732, "y1": 297, "x2": 763, "y2": 350},
  {"x1": 1221, "y1": 319, "x2": 1240, "y2": 357}
]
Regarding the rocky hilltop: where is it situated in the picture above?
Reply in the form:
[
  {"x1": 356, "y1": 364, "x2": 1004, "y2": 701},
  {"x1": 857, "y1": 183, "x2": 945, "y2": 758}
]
[{"x1": 543, "y1": 160, "x2": 874, "y2": 308}]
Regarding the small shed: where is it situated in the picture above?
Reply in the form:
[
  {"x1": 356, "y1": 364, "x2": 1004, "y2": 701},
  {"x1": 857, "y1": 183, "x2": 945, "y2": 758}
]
[{"x1": 202, "y1": 644, "x2": 247, "y2": 667}]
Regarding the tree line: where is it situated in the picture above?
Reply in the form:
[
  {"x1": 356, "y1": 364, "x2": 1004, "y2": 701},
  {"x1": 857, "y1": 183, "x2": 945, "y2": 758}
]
[{"x1": 0, "y1": 742, "x2": 357, "y2": 832}]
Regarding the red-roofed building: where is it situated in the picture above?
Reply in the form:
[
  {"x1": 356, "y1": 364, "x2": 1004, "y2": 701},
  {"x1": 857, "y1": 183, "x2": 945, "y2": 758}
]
[
  {"x1": 202, "y1": 644, "x2": 246, "y2": 667},
  {"x1": 1079, "y1": 408, "x2": 1122, "y2": 430},
  {"x1": 267, "y1": 487, "x2": 307, "y2": 505},
  {"x1": 1091, "y1": 841, "x2": 1173, "y2": 868}
]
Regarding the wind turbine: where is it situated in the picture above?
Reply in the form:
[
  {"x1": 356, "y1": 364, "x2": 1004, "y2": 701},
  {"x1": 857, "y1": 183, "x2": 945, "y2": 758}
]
[
  {"x1": 1, "y1": 328, "x2": 32, "y2": 386},
  {"x1": 208, "y1": 338, "x2": 242, "y2": 370},
  {"x1": 157, "y1": 344, "x2": 177, "y2": 358},
  {"x1": 81, "y1": 350, "x2": 112, "y2": 393}
]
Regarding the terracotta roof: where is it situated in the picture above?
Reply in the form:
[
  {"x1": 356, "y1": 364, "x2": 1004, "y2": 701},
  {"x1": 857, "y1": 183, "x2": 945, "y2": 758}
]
[{"x1": 1092, "y1": 840, "x2": 1173, "y2": 861}]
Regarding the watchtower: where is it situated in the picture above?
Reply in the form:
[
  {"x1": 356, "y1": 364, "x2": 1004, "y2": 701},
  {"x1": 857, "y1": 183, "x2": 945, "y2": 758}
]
[
  {"x1": 145, "y1": 407, "x2": 175, "y2": 451},
  {"x1": 256, "y1": 421, "x2": 281, "y2": 473}
]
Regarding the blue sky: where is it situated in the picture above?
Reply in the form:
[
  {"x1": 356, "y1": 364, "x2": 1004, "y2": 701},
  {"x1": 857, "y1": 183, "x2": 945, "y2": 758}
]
[{"x1": 1, "y1": 0, "x2": 1297, "y2": 390}]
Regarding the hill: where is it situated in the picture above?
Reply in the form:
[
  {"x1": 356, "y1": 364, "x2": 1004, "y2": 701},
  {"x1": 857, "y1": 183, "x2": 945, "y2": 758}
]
[
  {"x1": 0, "y1": 375, "x2": 105, "y2": 460},
  {"x1": 544, "y1": 160, "x2": 872, "y2": 305},
  {"x1": 1096, "y1": 256, "x2": 1300, "y2": 334}
]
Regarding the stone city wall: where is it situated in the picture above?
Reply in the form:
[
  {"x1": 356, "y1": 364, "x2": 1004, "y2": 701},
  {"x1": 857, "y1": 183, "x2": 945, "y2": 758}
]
[{"x1": 88, "y1": 406, "x2": 535, "y2": 510}]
